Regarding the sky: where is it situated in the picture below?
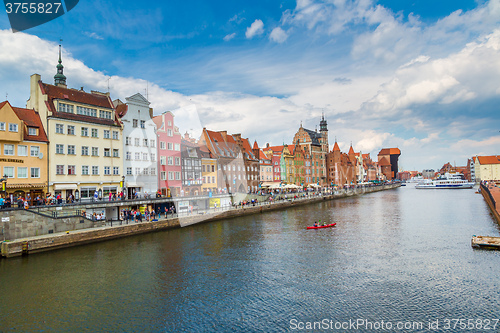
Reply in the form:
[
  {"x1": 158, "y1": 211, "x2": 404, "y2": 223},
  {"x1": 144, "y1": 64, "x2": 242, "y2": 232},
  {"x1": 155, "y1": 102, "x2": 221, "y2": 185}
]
[{"x1": 1, "y1": 0, "x2": 500, "y2": 171}]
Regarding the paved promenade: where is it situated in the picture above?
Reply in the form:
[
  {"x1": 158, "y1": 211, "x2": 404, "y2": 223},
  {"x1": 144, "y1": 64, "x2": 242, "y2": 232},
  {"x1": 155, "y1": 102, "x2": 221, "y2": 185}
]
[{"x1": 487, "y1": 183, "x2": 500, "y2": 215}]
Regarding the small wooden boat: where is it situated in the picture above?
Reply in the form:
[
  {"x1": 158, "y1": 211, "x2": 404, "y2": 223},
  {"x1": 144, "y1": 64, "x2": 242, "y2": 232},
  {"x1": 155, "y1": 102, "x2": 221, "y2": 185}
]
[
  {"x1": 471, "y1": 235, "x2": 500, "y2": 249},
  {"x1": 307, "y1": 223, "x2": 336, "y2": 229}
]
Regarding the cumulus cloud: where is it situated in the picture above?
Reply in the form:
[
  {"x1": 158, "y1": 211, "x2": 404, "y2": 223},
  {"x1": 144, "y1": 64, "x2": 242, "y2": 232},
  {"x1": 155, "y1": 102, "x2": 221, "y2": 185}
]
[
  {"x1": 223, "y1": 33, "x2": 236, "y2": 41},
  {"x1": 245, "y1": 19, "x2": 264, "y2": 39},
  {"x1": 269, "y1": 27, "x2": 288, "y2": 43}
]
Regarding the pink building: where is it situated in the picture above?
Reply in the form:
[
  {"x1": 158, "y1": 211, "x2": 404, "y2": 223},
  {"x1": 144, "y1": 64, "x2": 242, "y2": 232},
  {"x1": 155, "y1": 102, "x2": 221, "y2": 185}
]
[{"x1": 153, "y1": 111, "x2": 182, "y2": 196}]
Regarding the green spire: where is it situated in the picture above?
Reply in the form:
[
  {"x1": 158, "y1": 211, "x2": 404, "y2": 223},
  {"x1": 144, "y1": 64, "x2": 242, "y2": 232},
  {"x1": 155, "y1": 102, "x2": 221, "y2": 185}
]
[{"x1": 54, "y1": 43, "x2": 66, "y2": 86}]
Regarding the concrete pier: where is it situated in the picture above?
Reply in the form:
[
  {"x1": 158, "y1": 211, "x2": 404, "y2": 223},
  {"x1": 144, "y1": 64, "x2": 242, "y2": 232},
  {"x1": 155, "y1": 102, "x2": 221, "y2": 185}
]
[{"x1": 1, "y1": 183, "x2": 400, "y2": 258}]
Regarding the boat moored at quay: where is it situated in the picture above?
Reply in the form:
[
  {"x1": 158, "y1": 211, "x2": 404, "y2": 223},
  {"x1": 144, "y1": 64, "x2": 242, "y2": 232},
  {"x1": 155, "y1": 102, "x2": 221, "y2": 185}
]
[{"x1": 415, "y1": 173, "x2": 475, "y2": 189}]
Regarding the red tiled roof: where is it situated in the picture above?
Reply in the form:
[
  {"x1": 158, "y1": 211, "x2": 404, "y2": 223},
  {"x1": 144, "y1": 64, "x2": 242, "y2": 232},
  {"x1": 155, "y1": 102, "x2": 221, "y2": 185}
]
[
  {"x1": 0, "y1": 101, "x2": 7, "y2": 109},
  {"x1": 378, "y1": 148, "x2": 401, "y2": 156},
  {"x1": 348, "y1": 145, "x2": 355, "y2": 155},
  {"x1": 11, "y1": 106, "x2": 48, "y2": 142},
  {"x1": 332, "y1": 142, "x2": 340, "y2": 151},
  {"x1": 40, "y1": 81, "x2": 120, "y2": 127},
  {"x1": 253, "y1": 140, "x2": 258, "y2": 149},
  {"x1": 116, "y1": 103, "x2": 128, "y2": 118},
  {"x1": 477, "y1": 155, "x2": 500, "y2": 165}
]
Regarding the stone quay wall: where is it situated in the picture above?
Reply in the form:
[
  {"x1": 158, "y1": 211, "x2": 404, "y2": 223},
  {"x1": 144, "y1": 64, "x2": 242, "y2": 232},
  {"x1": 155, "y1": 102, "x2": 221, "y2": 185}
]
[{"x1": 1, "y1": 183, "x2": 400, "y2": 258}]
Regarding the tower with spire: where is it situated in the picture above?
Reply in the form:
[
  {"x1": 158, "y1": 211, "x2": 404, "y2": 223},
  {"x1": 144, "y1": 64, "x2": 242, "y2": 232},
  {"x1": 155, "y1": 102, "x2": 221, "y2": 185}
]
[
  {"x1": 54, "y1": 44, "x2": 67, "y2": 88},
  {"x1": 319, "y1": 113, "x2": 329, "y2": 153}
]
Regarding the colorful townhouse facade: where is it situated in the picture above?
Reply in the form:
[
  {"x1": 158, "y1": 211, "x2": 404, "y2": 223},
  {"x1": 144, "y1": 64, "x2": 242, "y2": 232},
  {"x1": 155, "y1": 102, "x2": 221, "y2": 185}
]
[
  {"x1": 26, "y1": 56, "x2": 124, "y2": 201},
  {"x1": 0, "y1": 101, "x2": 49, "y2": 204},
  {"x1": 152, "y1": 111, "x2": 182, "y2": 197},
  {"x1": 115, "y1": 93, "x2": 158, "y2": 198}
]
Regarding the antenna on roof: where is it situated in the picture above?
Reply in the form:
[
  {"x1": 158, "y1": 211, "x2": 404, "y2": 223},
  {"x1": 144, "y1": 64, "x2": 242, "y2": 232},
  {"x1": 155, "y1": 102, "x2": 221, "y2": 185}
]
[{"x1": 107, "y1": 78, "x2": 110, "y2": 93}]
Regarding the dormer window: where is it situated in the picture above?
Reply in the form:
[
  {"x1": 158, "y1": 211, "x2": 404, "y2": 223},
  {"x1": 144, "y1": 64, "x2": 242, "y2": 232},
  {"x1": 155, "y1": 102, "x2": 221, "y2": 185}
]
[{"x1": 28, "y1": 127, "x2": 37, "y2": 136}]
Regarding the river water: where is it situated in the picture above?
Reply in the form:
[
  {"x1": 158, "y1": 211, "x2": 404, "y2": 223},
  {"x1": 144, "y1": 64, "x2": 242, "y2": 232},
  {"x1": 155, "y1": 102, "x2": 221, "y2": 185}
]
[{"x1": 1, "y1": 186, "x2": 500, "y2": 332}]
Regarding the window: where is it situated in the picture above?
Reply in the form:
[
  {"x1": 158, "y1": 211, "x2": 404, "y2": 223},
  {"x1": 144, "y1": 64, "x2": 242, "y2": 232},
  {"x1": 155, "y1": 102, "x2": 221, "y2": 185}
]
[
  {"x1": 126, "y1": 152, "x2": 132, "y2": 160},
  {"x1": 160, "y1": 171, "x2": 166, "y2": 180},
  {"x1": 30, "y1": 146, "x2": 39, "y2": 157},
  {"x1": 104, "y1": 166, "x2": 110, "y2": 175},
  {"x1": 160, "y1": 141, "x2": 166, "y2": 150},
  {"x1": 212, "y1": 165, "x2": 215, "y2": 172},
  {"x1": 91, "y1": 147, "x2": 98, "y2": 156},
  {"x1": 91, "y1": 128, "x2": 99, "y2": 138},
  {"x1": 112, "y1": 131, "x2": 119, "y2": 140},
  {"x1": 160, "y1": 156, "x2": 166, "y2": 165},
  {"x1": 212, "y1": 176, "x2": 215, "y2": 183},
  {"x1": 113, "y1": 149, "x2": 119, "y2": 157},
  {"x1": 133, "y1": 119, "x2": 138, "y2": 128},
  {"x1": 56, "y1": 144, "x2": 64, "y2": 154},
  {"x1": 168, "y1": 156, "x2": 173, "y2": 165},
  {"x1": 150, "y1": 140, "x2": 155, "y2": 148},
  {"x1": 31, "y1": 167, "x2": 40, "y2": 178},
  {"x1": 150, "y1": 153, "x2": 156, "y2": 161},
  {"x1": 143, "y1": 168, "x2": 149, "y2": 175},
  {"x1": 135, "y1": 168, "x2": 140, "y2": 175},
  {"x1": 140, "y1": 120, "x2": 145, "y2": 128},
  {"x1": 150, "y1": 168, "x2": 156, "y2": 176},
  {"x1": 175, "y1": 172, "x2": 181, "y2": 180},
  {"x1": 3, "y1": 166, "x2": 14, "y2": 178},
  {"x1": 4, "y1": 144, "x2": 14, "y2": 155},
  {"x1": 203, "y1": 176, "x2": 206, "y2": 183},
  {"x1": 100, "y1": 110, "x2": 112, "y2": 119},
  {"x1": 203, "y1": 165, "x2": 206, "y2": 172},
  {"x1": 135, "y1": 138, "x2": 140, "y2": 146},
  {"x1": 143, "y1": 139, "x2": 148, "y2": 147},
  {"x1": 127, "y1": 167, "x2": 132, "y2": 175},
  {"x1": 77, "y1": 106, "x2": 97, "y2": 117},
  {"x1": 0, "y1": 122, "x2": 6, "y2": 131},
  {"x1": 9, "y1": 123, "x2": 18, "y2": 132},
  {"x1": 168, "y1": 121, "x2": 172, "y2": 126},
  {"x1": 81, "y1": 127, "x2": 88, "y2": 137},
  {"x1": 135, "y1": 152, "x2": 140, "y2": 160},
  {"x1": 113, "y1": 166, "x2": 119, "y2": 175},
  {"x1": 126, "y1": 137, "x2": 131, "y2": 145},
  {"x1": 104, "y1": 148, "x2": 111, "y2": 157},
  {"x1": 58, "y1": 103, "x2": 74, "y2": 113},
  {"x1": 167, "y1": 142, "x2": 173, "y2": 150},
  {"x1": 67, "y1": 125, "x2": 75, "y2": 135},
  {"x1": 82, "y1": 165, "x2": 89, "y2": 175},
  {"x1": 18, "y1": 145, "x2": 27, "y2": 156},
  {"x1": 92, "y1": 166, "x2": 99, "y2": 175},
  {"x1": 167, "y1": 129, "x2": 173, "y2": 136},
  {"x1": 82, "y1": 146, "x2": 89, "y2": 156},
  {"x1": 142, "y1": 152, "x2": 148, "y2": 161},
  {"x1": 168, "y1": 171, "x2": 174, "y2": 180},
  {"x1": 28, "y1": 127, "x2": 37, "y2": 136},
  {"x1": 56, "y1": 124, "x2": 64, "y2": 134},
  {"x1": 174, "y1": 143, "x2": 180, "y2": 151},
  {"x1": 103, "y1": 130, "x2": 110, "y2": 139},
  {"x1": 175, "y1": 157, "x2": 180, "y2": 165},
  {"x1": 68, "y1": 165, "x2": 76, "y2": 175},
  {"x1": 56, "y1": 165, "x2": 64, "y2": 175},
  {"x1": 68, "y1": 145, "x2": 75, "y2": 155},
  {"x1": 18, "y1": 167, "x2": 28, "y2": 178}
]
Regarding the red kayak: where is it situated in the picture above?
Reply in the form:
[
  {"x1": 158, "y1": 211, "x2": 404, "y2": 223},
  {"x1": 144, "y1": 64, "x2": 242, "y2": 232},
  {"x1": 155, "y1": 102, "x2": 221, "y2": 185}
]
[{"x1": 307, "y1": 223, "x2": 336, "y2": 229}]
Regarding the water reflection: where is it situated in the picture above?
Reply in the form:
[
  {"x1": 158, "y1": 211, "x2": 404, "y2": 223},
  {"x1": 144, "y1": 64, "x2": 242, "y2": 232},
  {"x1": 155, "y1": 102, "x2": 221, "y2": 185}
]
[{"x1": 1, "y1": 187, "x2": 500, "y2": 332}]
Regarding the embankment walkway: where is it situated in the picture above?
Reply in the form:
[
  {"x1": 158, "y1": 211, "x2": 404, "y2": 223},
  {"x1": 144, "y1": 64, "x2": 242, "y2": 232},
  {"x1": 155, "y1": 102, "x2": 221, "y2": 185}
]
[{"x1": 1, "y1": 183, "x2": 400, "y2": 258}]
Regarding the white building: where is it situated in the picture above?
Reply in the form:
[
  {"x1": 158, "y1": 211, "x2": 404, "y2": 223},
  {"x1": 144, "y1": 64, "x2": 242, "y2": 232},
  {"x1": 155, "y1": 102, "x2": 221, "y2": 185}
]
[{"x1": 115, "y1": 93, "x2": 158, "y2": 198}]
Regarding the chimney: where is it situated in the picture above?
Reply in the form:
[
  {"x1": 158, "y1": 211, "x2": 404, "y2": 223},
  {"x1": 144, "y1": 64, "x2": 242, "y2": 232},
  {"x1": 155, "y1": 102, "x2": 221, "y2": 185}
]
[{"x1": 266, "y1": 143, "x2": 269, "y2": 148}]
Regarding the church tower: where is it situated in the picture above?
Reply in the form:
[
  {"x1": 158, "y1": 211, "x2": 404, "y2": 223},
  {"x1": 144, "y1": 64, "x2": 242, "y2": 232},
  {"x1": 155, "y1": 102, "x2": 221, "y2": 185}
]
[
  {"x1": 54, "y1": 44, "x2": 67, "y2": 88},
  {"x1": 319, "y1": 114, "x2": 329, "y2": 153}
]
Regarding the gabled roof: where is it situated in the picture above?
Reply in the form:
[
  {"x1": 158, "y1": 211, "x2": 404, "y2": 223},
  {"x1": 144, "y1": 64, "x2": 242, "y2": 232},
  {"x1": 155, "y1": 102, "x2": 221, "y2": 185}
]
[
  {"x1": 378, "y1": 156, "x2": 391, "y2": 166},
  {"x1": 303, "y1": 128, "x2": 322, "y2": 146},
  {"x1": 11, "y1": 105, "x2": 48, "y2": 142},
  {"x1": 241, "y1": 138, "x2": 257, "y2": 160},
  {"x1": 204, "y1": 129, "x2": 240, "y2": 158}
]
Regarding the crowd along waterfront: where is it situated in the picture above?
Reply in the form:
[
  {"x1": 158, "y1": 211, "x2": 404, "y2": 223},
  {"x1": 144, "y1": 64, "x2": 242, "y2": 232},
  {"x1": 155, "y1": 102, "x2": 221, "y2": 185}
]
[{"x1": 1, "y1": 184, "x2": 500, "y2": 332}]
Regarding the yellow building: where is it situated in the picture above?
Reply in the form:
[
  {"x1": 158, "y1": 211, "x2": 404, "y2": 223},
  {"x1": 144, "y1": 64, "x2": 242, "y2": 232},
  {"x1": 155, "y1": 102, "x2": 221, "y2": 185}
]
[
  {"x1": 201, "y1": 145, "x2": 218, "y2": 195},
  {"x1": 26, "y1": 50, "x2": 124, "y2": 201},
  {"x1": 0, "y1": 101, "x2": 48, "y2": 204},
  {"x1": 473, "y1": 155, "x2": 500, "y2": 181}
]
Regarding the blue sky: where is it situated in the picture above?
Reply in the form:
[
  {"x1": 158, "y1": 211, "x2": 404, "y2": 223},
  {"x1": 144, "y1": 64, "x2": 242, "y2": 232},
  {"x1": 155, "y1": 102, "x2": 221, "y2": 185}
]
[{"x1": 1, "y1": 0, "x2": 499, "y2": 171}]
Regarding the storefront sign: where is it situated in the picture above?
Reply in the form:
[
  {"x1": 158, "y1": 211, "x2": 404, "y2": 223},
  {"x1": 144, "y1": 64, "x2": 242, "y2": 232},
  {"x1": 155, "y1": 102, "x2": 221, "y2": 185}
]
[{"x1": 0, "y1": 158, "x2": 23, "y2": 163}]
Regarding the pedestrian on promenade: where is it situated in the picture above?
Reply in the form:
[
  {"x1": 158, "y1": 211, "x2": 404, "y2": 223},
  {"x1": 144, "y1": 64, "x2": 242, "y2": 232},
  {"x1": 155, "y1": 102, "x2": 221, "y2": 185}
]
[{"x1": 158, "y1": 207, "x2": 161, "y2": 219}]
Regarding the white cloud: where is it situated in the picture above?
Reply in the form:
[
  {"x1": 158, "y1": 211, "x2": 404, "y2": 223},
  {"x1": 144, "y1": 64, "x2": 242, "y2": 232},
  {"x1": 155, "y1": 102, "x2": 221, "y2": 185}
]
[
  {"x1": 223, "y1": 33, "x2": 236, "y2": 41},
  {"x1": 269, "y1": 27, "x2": 288, "y2": 43},
  {"x1": 245, "y1": 19, "x2": 264, "y2": 39}
]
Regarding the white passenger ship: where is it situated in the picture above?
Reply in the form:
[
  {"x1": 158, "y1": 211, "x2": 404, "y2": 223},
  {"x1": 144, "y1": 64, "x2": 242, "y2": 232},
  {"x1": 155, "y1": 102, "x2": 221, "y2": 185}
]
[{"x1": 415, "y1": 173, "x2": 475, "y2": 189}]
